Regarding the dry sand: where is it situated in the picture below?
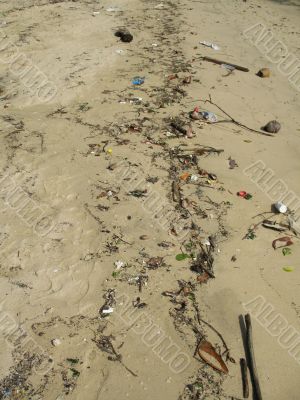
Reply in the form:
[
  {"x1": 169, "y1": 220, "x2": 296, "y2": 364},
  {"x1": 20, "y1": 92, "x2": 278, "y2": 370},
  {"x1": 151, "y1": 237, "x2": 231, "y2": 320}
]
[{"x1": 0, "y1": 0, "x2": 299, "y2": 399}]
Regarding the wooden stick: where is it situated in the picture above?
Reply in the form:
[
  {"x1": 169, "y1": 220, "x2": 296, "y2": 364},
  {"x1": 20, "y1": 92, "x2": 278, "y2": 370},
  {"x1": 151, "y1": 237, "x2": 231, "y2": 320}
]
[
  {"x1": 245, "y1": 314, "x2": 263, "y2": 400},
  {"x1": 202, "y1": 56, "x2": 249, "y2": 72},
  {"x1": 240, "y1": 358, "x2": 249, "y2": 398}
]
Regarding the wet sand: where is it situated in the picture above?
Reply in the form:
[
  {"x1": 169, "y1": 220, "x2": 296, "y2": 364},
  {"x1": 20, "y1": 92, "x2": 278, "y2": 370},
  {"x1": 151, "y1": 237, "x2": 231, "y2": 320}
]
[{"x1": 0, "y1": 0, "x2": 299, "y2": 399}]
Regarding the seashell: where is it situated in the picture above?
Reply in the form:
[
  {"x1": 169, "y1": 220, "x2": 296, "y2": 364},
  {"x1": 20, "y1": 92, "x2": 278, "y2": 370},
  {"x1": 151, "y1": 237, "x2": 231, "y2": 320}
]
[
  {"x1": 186, "y1": 126, "x2": 194, "y2": 138},
  {"x1": 262, "y1": 120, "x2": 281, "y2": 133},
  {"x1": 190, "y1": 107, "x2": 200, "y2": 120},
  {"x1": 257, "y1": 68, "x2": 271, "y2": 78},
  {"x1": 139, "y1": 235, "x2": 149, "y2": 240}
]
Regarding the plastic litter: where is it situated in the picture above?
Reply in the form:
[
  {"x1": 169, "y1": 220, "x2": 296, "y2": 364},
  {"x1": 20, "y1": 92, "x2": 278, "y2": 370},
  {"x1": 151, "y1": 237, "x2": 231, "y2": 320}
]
[
  {"x1": 274, "y1": 201, "x2": 287, "y2": 214},
  {"x1": 132, "y1": 76, "x2": 145, "y2": 85},
  {"x1": 200, "y1": 41, "x2": 220, "y2": 51},
  {"x1": 200, "y1": 111, "x2": 218, "y2": 123},
  {"x1": 237, "y1": 191, "x2": 252, "y2": 200}
]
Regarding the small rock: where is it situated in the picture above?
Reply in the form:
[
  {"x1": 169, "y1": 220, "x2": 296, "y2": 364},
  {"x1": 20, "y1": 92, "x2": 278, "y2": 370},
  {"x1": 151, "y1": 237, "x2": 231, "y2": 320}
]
[
  {"x1": 257, "y1": 68, "x2": 271, "y2": 78},
  {"x1": 51, "y1": 338, "x2": 61, "y2": 347},
  {"x1": 262, "y1": 120, "x2": 281, "y2": 133}
]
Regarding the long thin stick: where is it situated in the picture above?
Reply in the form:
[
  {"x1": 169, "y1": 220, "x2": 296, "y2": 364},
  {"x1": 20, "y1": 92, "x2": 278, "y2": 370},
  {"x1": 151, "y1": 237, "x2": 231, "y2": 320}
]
[
  {"x1": 204, "y1": 96, "x2": 274, "y2": 137},
  {"x1": 202, "y1": 56, "x2": 249, "y2": 72},
  {"x1": 245, "y1": 314, "x2": 263, "y2": 400},
  {"x1": 240, "y1": 358, "x2": 249, "y2": 398}
]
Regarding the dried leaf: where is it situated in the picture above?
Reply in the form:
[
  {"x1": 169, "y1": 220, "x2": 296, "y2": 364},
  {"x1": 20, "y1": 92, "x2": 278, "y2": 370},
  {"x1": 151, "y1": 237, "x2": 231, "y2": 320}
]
[
  {"x1": 197, "y1": 272, "x2": 210, "y2": 284},
  {"x1": 180, "y1": 172, "x2": 190, "y2": 181},
  {"x1": 197, "y1": 340, "x2": 229, "y2": 374},
  {"x1": 272, "y1": 236, "x2": 293, "y2": 250}
]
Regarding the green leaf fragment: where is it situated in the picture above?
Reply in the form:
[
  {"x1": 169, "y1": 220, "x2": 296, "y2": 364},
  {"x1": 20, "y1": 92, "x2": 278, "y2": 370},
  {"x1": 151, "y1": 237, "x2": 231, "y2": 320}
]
[
  {"x1": 175, "y1": 253, "x2": 190, "y2": 261},
  {"x1": 283, "y1": 266, "x2": 294, "y2": 272},
  {"x1": 282, "y1": 248, "x2": 292, "y2": 256}
]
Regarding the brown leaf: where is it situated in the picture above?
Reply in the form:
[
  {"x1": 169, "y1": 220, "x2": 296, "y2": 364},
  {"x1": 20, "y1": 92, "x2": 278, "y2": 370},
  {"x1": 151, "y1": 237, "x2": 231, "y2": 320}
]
[
  {"x1": 197, "y1": 272, "x2": 210, "y2": 284},
  {"x1": 272, "y1": 236, "x2": 293, "y2": 250},
  {"x1": 197, "y1": 340, "x2": 229, "y2": 374}
]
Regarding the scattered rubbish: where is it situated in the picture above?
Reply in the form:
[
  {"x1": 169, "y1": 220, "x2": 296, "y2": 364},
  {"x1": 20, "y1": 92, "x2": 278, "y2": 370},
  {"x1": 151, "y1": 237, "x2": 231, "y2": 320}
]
[
  {"x1": 190, "y1": 107, "x2": 200, "y2": 120},
  {"x1": 102, "y1": 307, "x2": 114, "y2": 314},
  {"x1": 115, "y1": 29, "x2": 133, "y2": 43},
  {"x1": 200, "y1": 111, "x2": 218, "y2": 123},
  {"x1": 115, "y1": 49, "x2": 125, "y2": 55},
  {"x1": 200, "y1": 41, "x2": 220, "y2": 51},
  {"x1": 240, "y1": 358, "x2": 249, "y2": 399},
  {"x1": 92, "y1": 11, "x2": 100, "y2": 16},
  {"x1": 221, "y1": 64, "x2": 235, "y2": 75},
  {"x1": 51, "y1": 338, "x2": 61, "y2": 347},
  {"x1": 283, "y1": 266, "x2": 294, "y2": 272},
  {"x1": 272, "y1": 236, "x2": 293, "y2": 250},
  {"x1": 262, "y1": 120, "x2": 281, "y2": 133},
  {"x1": 154, "y1": 3, "x2": 165, "y2": 9},
  {"x1": 229, "y1": 157, "x2": 238, "y2": 169},
  {"x1": 114, "y1": 260, "x2": 125, "y2": 270},
  {"x1": 176, "y1": 253, "x2": 190, "y2": 261},
  {"x1": 197, "y1": 272, "x2": 210, "y2": 284},
  {"x1": 106, "y1": 7, "x2": 121, "y2": 12},
  {"x1": 180, "y1": 172, "x2": 190, "y2": 181},
  {"x1": 133, "y1": 297, "x2": 147, "y2": 309},
  {"x1": 158, "y1": 241, "x2": 174, "y2": 248},
  {"x1": 202, "y1": 56, "x2": 249, "y2": 72},
  {"x1": 257, "y1": 68, "x2": 270, "y2": 78},
  {"x1": 170, "y1": 122, "x2": 188, "y2": 136},
  {"x1": 243, "y1": 314, "x2": 263, "y2": 400},
  {"x1": 237, "y1": 191, "x2": 252, "y2": 200},
  {"x1": 99, "y1": 289, "x2": 116, "y2": 318},
  {"x1": 245, "y1": 229, "x2": 256, "y2": 240},
  {"x1": 190, "y1": 174, "x2": 199, "y2": 182},
  {"x1": 274, "y1": 201, "x2": 287, "y2": 213},
  {"x1": 197, "y1": 340, "x2": 228, "y2": 374},
  {"x1": 146, "y1": 257, "x2": 164, "y2": 269},
  {"x1": 183, "y1": 76, "x2": 192, "y2": 84},
  {"x1": 204, "y1": 95, "x2": 274, "y2": 136},
  {"x1": 262, "y1": 220, "x2": 286, "y2": 232},
  {"x1": 282, "y1": 247, "x2": 292, "y2": 256},
  {"x1": 132, "y1": 76, "x2": 145, "y2": 85},
  {"x1": 129, "y1": 189, "x2": 147, "y2": 197}
]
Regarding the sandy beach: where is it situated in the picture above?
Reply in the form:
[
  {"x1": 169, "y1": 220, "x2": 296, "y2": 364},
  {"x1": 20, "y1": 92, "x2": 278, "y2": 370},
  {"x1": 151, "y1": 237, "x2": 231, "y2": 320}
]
[{"x1": 0, "y1": 0, "x2": 299, "y2": 399}]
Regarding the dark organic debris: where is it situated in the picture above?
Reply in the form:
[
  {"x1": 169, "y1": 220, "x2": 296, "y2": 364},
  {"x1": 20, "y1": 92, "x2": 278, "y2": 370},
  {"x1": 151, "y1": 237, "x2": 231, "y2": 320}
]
[{"x1": 115, "y1": 29, "x2": 133, "y2": 43}]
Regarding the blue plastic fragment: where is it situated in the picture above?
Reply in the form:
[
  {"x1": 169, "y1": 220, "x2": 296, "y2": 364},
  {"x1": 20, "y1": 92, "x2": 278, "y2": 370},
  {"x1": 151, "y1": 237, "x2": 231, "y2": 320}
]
[{"x1": 132, "y1": 76, "x2": 145, "y2": 85}]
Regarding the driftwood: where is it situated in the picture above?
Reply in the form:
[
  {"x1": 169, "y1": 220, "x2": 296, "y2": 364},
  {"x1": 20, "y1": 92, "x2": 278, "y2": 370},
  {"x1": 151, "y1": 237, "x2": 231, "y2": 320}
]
[
  {"x1": 204, "y1": 96, "x2": 274, "y2": 137},
  {"x1": 202, "y1": 56, "x2": 249, "y2": 72},
  {"x1": 245, "y1": 314, "x2": 263, "y2": 400},
  {"x1": 240, "y1": 358, "x2": 249, "y2": 398}
]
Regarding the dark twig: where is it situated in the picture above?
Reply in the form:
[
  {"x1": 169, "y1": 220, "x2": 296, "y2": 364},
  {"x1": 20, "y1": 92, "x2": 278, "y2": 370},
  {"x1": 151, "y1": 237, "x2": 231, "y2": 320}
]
[
  {"x1": 240, "y1": 358, "x2": 249, "y2": 398},
  {"x1": 204, "y1": 95, "x2": 274, "y2": 137},
  {"x1": 244, "y1": 314, "x2": 263, "y2": 400}
]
